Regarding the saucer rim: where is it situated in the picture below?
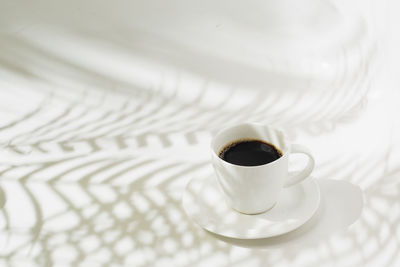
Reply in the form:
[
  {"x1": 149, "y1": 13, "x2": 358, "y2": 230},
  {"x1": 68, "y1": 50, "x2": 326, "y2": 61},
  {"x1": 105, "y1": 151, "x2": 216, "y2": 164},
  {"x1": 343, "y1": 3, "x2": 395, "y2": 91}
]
[{"x1": 182, "y1": 175, "x2": 321, "y2": 239}]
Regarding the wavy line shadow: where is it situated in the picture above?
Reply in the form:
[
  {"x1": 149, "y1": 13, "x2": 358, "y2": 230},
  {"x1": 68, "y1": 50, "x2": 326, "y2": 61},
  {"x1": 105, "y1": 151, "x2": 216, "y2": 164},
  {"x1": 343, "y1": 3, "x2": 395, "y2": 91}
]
[
  {"x1": 0, "y1": 152, "x2": 399, "y2": 266},
  {"x1": 0, "y1": 22, "x2": 375, "y2": 156}
]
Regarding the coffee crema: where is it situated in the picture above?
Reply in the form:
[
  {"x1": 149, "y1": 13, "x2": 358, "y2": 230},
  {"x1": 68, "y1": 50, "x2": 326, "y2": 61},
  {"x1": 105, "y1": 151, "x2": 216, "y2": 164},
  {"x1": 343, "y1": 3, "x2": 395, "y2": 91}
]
[{"x1": 219, "y1": 139, "x2": 282, "y2": 166}]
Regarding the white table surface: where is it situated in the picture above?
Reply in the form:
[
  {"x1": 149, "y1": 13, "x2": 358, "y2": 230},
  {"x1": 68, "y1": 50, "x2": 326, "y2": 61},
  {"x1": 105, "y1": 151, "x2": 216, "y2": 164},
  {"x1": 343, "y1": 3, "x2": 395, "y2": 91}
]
[{"x1": 0, "y1": 0, "x2": 399, "y2": 266}]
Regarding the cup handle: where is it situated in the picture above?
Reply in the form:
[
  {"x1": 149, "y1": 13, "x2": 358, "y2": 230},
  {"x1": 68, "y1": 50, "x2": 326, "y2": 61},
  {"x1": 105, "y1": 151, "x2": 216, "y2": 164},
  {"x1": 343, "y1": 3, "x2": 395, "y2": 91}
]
[{"x1": 284, "y1": 144, "x2": 315, "y2": 188}]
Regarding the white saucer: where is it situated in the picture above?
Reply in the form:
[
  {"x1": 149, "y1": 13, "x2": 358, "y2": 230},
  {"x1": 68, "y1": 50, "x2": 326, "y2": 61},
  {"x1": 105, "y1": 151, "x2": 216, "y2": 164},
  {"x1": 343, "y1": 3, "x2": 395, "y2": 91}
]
[{"x1": 182, "y1": 175, "x2": 320, "y2": 239}]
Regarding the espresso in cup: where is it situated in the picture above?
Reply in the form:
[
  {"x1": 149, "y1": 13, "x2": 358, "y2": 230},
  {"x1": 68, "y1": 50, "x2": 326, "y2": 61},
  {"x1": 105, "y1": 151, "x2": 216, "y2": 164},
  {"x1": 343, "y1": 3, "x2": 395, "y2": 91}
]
[{"x1": 218, "y1": 139, "x2": 282, "y2": 166}]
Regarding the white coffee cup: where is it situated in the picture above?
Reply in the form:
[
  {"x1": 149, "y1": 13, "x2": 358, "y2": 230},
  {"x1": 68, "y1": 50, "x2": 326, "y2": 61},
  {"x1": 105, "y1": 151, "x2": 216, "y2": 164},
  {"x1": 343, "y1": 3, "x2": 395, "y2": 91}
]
[{"x1": 211, "y1": 123, "x2": 315, "y2": 215}]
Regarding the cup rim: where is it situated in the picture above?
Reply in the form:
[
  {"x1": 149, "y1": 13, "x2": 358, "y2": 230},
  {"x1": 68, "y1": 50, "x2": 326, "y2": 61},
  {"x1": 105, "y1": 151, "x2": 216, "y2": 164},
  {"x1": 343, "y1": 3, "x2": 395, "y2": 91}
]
[{"x1": 211, "y1": 122, "x2": 289, "y2": 168}]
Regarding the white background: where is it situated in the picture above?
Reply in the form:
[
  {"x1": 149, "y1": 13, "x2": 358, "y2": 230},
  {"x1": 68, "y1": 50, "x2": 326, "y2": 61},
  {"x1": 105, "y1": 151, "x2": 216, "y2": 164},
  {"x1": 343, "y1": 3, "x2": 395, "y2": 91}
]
[{"x1": 0, "y1": 0, "x2": 399, "y2": 266}]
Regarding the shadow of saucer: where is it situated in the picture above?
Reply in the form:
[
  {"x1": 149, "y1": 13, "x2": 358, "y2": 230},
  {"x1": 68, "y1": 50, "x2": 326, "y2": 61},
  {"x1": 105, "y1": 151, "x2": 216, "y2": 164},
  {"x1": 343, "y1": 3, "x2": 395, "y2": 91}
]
[{"x1": 206, "y1": 179, "x2": 363, "y2": 249}]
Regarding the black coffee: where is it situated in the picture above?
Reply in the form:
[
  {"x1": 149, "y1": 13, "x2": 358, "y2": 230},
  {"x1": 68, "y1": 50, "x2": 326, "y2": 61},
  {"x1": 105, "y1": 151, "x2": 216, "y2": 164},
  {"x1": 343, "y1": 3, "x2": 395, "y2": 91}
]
[{"x1": 219, "y1": 139, "x2": 282, "y2": 166}]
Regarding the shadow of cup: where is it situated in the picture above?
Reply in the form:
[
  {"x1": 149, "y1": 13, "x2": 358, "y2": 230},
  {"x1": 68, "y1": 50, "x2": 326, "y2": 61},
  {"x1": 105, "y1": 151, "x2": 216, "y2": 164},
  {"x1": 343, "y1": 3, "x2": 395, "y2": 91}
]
[{"x1": 206, "y1": 179, "x2": 363, "y2": 249}]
